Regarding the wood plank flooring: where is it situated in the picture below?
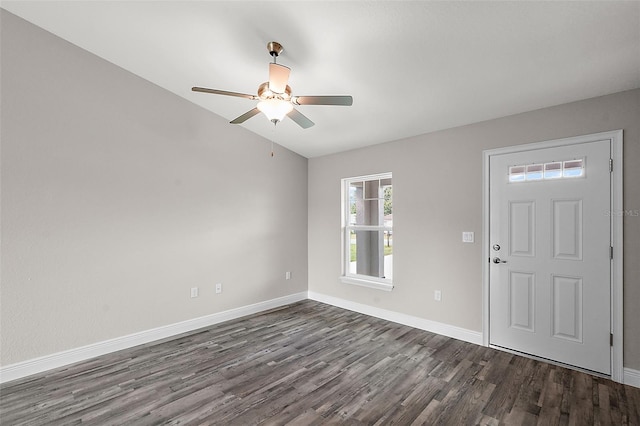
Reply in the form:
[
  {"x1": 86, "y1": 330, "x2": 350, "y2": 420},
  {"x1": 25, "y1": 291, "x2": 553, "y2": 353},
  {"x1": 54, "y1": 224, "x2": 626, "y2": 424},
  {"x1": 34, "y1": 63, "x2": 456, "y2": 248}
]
[{"x1": 1, "y1": 300, "x2": 639, "y2": 425}]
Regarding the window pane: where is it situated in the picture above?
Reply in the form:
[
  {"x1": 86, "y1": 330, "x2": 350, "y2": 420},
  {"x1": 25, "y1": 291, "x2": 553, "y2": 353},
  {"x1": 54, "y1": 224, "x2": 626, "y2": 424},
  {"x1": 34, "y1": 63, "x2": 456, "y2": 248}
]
[
  {"x1": 348, "y1": 182, "x2": 360, "y2": 225},
  {"x1": 364, "y1": 179, "x2": 381, "y2": 199},
  {"x1": 544, "y1": 162, "x2": 563, "y2": 179},
  {"x1": 349, "y1": 229, "x2": 392, "y2": 280},
  {"x1": 526, "y1": 164, "x2": 543, "y2": 180},
  {"x1": 563, "y1": 159, "x2": 584, "y2": 177},
  {"x1": 383, "y1": 185, "x2": 392, "y2": 219},
  {"x1": 509, "y1": 165, "x2": 525, "y2": 182},
  {"x1": 349, "y1": 181, "x2": 382, "y2": 226}
]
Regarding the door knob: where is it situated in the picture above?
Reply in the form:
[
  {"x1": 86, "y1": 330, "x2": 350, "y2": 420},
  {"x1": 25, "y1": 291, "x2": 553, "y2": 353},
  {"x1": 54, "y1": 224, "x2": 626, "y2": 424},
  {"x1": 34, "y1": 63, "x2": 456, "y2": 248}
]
[{"x1": 492, "y1": 257, "x2": 507, "y2": 264}]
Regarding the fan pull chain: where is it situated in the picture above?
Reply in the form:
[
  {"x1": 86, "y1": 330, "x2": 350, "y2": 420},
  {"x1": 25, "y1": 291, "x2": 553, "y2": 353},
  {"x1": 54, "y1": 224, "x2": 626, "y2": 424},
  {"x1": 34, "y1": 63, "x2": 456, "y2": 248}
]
[{"x1": 271, "y1": 140, "x2": 274, "y2": 157}]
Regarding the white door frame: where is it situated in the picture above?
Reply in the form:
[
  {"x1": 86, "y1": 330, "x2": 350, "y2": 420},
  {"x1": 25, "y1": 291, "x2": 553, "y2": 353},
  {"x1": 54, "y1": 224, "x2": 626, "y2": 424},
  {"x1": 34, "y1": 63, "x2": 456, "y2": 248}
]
[{"x1": 482, "y1": 130, "x2": 624, "y2": 382}]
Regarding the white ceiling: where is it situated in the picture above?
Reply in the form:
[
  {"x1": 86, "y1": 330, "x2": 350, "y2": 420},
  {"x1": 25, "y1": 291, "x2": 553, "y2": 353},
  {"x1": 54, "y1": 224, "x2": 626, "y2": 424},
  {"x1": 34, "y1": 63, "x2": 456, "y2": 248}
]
[{"x1": 3, "y1": 1, "x2": 639, "y2": 158}]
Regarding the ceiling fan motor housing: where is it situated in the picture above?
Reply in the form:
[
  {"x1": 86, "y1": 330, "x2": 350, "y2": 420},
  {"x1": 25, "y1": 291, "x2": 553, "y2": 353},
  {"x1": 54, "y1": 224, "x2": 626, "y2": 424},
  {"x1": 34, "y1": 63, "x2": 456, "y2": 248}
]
[{"x1": 258, "y1": 82, "x2": 291, "y2": 101}]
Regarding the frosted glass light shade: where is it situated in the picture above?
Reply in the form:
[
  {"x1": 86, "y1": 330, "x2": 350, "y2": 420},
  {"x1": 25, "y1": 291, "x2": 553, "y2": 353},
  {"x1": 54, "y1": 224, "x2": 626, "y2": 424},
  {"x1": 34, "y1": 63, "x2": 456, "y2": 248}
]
[{"x1": 257, "y1": 99, "x2": 293, "y2": 122}]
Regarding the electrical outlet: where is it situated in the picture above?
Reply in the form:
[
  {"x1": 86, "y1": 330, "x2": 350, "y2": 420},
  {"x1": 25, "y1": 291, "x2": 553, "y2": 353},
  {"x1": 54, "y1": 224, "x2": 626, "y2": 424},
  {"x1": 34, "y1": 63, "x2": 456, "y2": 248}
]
[
  {"x1": 285, "y1": 271, "x2": 291, "y2": 280},
  {"x1": 190, "y1": 287, "x2": 199, "y2": 298},
  {"x1": 434, "y1": 290, "x2": 442, "y2": 301},
  {"x1": 215, "y1": 283, "x2": 222, "y2": 294}
]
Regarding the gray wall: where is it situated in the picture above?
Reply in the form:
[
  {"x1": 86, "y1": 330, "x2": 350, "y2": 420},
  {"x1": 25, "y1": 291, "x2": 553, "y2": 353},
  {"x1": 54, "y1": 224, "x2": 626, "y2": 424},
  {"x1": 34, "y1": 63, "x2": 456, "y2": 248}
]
[
  {"x1": 0, "y1": 10, "x2": 308, "y2": 366},
  {"x1": 308, "y1": 89, "x2": 640, "y2": 370},
  {"x1": 3, "y1": 8, "x2": 639, "y2": 373}
]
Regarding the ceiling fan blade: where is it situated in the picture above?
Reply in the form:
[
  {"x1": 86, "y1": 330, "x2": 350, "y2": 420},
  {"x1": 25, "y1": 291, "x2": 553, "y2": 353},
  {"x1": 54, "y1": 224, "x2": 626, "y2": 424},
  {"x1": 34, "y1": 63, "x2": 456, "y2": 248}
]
[
  {"x1": 268, "y1": 63, "x2": 291, "y2": 94},
  {"x1": 192, "y1": 87, "x2": 257, "y2": 100},
  {"x1": 292, "y1": 95, "x2": 353, "y2": 106},
  {"x1": 288, "y1": 108, "x2": 315, "y2": 129},
  {"x1": 230, "y1": 108, "x2": 261, "y2": 124}
]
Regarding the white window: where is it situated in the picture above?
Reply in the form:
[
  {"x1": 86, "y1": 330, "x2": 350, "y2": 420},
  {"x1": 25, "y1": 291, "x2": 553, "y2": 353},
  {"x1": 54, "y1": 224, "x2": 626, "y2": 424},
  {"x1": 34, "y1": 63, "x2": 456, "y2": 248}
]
[
  {"x1": 509, "y1": 159, "x2": 584, "y2": 183},
  {"x1": 341, "y1": 173, "x2": 393, "y2": 291}
]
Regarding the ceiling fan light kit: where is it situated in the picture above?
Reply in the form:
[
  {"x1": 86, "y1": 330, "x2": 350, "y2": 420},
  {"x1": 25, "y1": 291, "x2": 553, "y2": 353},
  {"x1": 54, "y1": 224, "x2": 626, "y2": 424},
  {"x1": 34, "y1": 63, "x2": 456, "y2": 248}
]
[
  {"x1": 257, "y1": 98, "x2": 293, "y2": 123},
  {"x1": 192, "y1": 41, "x2": 353, "y2": 128}
]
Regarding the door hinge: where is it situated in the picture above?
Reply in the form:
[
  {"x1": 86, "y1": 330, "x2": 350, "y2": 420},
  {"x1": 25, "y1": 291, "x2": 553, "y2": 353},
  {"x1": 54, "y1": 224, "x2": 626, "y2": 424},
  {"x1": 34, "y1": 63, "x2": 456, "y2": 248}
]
[
  {"x1": 610, "y1": 246, "x2": 614, "y2": 260},
  {"x1": 610, "y1": 333, "x2": 614, "y2": 346},
  {"x1": 609, "y1": 158, "x2": 613, "y2": 173}
]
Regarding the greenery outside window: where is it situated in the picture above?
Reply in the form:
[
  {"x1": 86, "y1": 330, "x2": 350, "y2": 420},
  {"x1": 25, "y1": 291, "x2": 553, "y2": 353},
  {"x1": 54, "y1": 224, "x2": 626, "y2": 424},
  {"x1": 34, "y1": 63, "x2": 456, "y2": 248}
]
[{"x1": 341, "y1": 172, "x2": 393, "y2": 291}]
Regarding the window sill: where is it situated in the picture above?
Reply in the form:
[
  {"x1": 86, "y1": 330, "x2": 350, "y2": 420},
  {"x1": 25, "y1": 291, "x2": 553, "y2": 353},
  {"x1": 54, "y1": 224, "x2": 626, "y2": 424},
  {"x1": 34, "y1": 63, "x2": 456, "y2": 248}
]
[{"x1": 339, "y1": 276, "x2": 394, "y2": 292}]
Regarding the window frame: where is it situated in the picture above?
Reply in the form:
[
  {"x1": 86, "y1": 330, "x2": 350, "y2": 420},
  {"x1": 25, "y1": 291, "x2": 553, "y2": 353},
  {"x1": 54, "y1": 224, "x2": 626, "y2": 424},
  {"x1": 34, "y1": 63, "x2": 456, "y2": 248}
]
[{"x1": 340, "y1": 172, "x2": 393, "y2": 291}]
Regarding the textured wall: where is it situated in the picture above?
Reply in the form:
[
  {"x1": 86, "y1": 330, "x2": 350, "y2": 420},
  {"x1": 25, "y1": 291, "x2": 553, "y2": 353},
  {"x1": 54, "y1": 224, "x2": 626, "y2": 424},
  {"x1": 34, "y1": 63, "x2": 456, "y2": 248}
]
[
  {"x1": 308, "y1": 89, "x2": 640, "y2": 370},
  {"x1": 0, "y1": 11, "x2": 308, "y2": 366}
]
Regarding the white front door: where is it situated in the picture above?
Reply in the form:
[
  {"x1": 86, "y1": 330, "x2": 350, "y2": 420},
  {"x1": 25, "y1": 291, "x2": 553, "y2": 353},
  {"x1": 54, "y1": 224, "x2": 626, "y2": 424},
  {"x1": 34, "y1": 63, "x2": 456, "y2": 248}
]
[{"x1": 489, "y1": 139, "x2": 611, "y2": 374}]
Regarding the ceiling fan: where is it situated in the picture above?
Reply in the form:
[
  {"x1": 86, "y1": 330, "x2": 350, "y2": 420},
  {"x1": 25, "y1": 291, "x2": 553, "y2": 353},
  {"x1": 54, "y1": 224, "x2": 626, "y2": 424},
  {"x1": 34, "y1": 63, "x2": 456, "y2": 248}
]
[{"x1": 192, "y1": 42, "x2": 353, "y2": 129}]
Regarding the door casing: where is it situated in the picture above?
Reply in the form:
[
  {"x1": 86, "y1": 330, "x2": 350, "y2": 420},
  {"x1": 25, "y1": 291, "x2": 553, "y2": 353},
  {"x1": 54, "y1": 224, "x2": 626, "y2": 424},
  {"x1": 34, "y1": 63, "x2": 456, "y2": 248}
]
[{"x1": 482, "y1": 130, "x2": 623, "y2": 382}]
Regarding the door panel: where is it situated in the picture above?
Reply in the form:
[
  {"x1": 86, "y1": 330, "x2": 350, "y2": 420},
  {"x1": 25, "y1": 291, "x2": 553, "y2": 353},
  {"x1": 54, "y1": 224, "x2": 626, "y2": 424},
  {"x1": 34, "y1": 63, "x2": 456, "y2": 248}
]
[
  {"x1": 489, "y1": 140, "x2": 611, "y2": 374},
  {"x1": 551, "y1": 274, "x2": 582, "y2": 342},
  {"x1": 509, "y1": 271, "x2": 535, "y2": 332},
  {"x1": 552, "y1": 199, "x2": 583, "y2": 260},
  {"x1": 509, "y1": 201, "x2": 535, "y2": 256}
]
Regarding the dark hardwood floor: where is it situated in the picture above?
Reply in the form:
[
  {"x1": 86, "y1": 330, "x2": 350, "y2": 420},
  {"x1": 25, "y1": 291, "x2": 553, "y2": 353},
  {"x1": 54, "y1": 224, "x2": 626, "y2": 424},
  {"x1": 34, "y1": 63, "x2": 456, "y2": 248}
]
[{"x1": 1, "y1": 300, "x2": 639, "y2": 425}]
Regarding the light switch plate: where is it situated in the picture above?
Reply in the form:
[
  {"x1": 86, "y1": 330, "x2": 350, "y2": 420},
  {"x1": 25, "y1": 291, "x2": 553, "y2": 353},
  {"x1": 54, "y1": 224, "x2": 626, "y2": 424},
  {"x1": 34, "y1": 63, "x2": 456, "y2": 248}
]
[{"x1": 462, "y1": 232, "x2": 474, "y2": 243}]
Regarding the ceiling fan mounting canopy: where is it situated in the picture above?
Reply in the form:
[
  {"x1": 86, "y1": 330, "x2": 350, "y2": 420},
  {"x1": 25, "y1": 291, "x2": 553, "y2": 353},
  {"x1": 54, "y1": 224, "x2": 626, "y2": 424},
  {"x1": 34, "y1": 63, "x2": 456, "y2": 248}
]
[
  {"x1": 267, "y1": 41, "x2": 284, "y2": 58},
  {"x1": 192, "y1": 41, "x2": 353, "y2": 128}
]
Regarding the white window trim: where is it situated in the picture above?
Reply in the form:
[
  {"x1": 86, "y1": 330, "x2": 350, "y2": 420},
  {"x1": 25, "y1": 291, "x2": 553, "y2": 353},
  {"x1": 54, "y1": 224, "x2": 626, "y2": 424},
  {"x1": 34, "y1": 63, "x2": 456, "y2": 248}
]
[
  {"x1": 339, "y1": 275, "x2": 393, "y2": 291},
  {"x1": 340, "y1": 172, "x2": 393, "y2": 291}
]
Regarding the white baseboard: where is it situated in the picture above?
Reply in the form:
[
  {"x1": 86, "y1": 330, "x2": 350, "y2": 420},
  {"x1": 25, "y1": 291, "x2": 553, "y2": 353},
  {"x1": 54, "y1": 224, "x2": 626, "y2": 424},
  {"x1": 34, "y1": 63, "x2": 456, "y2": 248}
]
[
  {"x1": 308, "y1": 291, "x2": 483, "y2": 346},
  {"x1": 624, "y1": 368, "x2": 640, "y2": 389},
  {"x1": 0, "y1": 291, "x2": 308, "y2": 384}
]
